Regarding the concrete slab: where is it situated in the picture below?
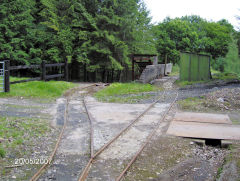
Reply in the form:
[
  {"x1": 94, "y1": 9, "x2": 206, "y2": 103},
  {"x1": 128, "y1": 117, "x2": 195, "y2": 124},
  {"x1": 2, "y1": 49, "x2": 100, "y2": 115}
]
[
  {"x1": 85, "y1": 96, "x2": 169, "y2": 151},
  {"x1": 174, "y1": 112, "x2": 232, "y2": 124},
  {"x1": 167, "y1": 121, "x2": 240, "y2": 140}
]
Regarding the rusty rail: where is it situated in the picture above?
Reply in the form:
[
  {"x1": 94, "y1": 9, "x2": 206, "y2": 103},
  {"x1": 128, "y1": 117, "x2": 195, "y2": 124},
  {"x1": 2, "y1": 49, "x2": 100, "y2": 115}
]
[
  {"x1": 83, "y1": 97, "x2": 94, "y2": 158},
  {"x1": 29, "y1": 98, "x2": 70, "y2": 181},
  {"x1": 116, "y1": 92, "x2": 178, "y2": 181},
  {"x1": 29, "y1": 84, "x2": 96, "y2": 181},
  {"x1": 78, "y1": 91, "x2": 167, "y2": 181}
]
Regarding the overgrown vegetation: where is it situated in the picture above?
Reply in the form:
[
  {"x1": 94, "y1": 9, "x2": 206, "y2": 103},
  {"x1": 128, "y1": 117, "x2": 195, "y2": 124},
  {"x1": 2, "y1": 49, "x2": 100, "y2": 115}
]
[
  {"x1": 178, "y1": 88, "x2": 240, "y2": 112},
  {"x1": 0, "y1": 117, "x2": 49, "y2": 158},
  {"x1": 153, "y1": 16, "x2": 234, "y2": 64},
  {"x1": 175, "y1": 72, "x2": 240, "y2": 88},
  {"x1": 223, "y1": 144, "x2": 240, "y2": 177},
  {"x1": 212, "y1": 72, "x2": 240, "y2": 80},
  {"x1": 0, "y1": 116, "x2": 51, "y2": 177},
  {"x1": 0, "y1": 0, "x2": 155, "y2": 73},
  {"x1": 1, "y1": 0, "x2": 239, "y2": 78},
  {"x1": 169, "y1": 64, "x2": 180, "y2": 76},
  {"x1": 94, "y1": 83, "x2": 158, "y2": 103},
  {"x1": 0, "y1": 81, "x2": 77, "y2": 100},
  {"x1": 177, "y1": 97, "x2": 206, "y2": 111},
  {"x1": 10, "y1": 76, "x2": 28, "y2": 82},
  {"x1": 214, "y1": 39, "x2": 240, "y2": 76},
  {"x1": 96, "y1": 83, "x2": 156, "y2": 96}
]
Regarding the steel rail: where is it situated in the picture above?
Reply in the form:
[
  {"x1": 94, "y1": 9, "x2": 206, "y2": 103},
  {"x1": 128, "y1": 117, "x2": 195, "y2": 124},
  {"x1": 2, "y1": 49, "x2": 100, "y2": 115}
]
[
  {"x1": 29, "y1": 84, "x2": 96, "y2": 181},
  {"x1": 29, "y1": 98, "x2": 70, "y2": 181},
  {"x1": 116, "y1": 92, "x2": 179, "y2": 181},
  {"x1": 78, "y1": 91, "x2": 166, "y2": 181},
  {"x1": 83, "y1": 97, "x2": 94, "y2": 158}
]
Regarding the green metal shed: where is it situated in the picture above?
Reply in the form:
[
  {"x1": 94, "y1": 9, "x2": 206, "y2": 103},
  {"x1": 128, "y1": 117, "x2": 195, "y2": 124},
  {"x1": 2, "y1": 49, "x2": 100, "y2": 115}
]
[{"x1": 180, "y1": 52, "x2": 211, "y2": 81}]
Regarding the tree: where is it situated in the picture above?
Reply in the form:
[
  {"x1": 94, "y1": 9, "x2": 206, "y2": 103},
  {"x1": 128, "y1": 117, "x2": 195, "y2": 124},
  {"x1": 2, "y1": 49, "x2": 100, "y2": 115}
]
[
  {"x1": 0, "y1": 0, "x2": 38, "y2": 65},
  {"x1": 153, "y1": 16, "x2": 233, "y2": 64},
  {"x1": 0, "y1": 0, "x2": 155, "y2": 77}
]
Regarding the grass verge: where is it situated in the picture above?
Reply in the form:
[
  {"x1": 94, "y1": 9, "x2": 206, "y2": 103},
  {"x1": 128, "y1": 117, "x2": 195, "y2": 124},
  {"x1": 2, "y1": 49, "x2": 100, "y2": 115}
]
[
  {"x1": 222, "y1": 144, "x2": 240, "y2": 177},
  {"x1": 175, "y1": 72, "x2": 240, "y2": 88},
  {"x1": 0, "y1": 80, "x2": 77, "y2": 100},
  {"x1": 0, "y1": 117, "x2": 49, "y2": 158},
  {"x1": 212, "y1": 72, "x2": 240, "y2": 80},
  {"x1": 169, "y1": 64, "x2": 179, "y2": 76},
  {"x1": 0, "y1": 116, "x2": 51, "y2": 177},
  {"x1": 10, "y1": 76, "x2": 28, "y2": 82},
  {"x1": 94, "y1": 83, "x2": 159, "y2": 103},
  {"x1": 177, "y1": 97, "x2": 206, "y2": 111}
]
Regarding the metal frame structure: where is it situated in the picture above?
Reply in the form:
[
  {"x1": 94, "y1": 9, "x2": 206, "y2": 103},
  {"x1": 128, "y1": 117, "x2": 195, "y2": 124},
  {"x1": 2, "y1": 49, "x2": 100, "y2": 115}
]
[{"x1": 0, "y1": 61, "x2": 5, "y2": 92}]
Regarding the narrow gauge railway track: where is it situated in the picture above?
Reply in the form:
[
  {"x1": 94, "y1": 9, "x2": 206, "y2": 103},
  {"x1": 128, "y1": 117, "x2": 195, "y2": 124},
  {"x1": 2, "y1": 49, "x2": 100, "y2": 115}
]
[
  {"x1": 30, "y1": 84, "x2": 97, "y2": 181},
  {"x1": 30, "y1": 86, "x2": 178, "y2": 181},
  {"x1": 78, "y1": 91, "x2": 178, "y2": 181}
]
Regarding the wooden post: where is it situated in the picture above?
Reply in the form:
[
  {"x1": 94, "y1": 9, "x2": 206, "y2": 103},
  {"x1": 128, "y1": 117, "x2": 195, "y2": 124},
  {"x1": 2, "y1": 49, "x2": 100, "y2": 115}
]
[
  {"x1": 106, "y1": 70, "x2": 110, "y2": 83},
  {"x1": 84, "y1": 64, "x2": 87, "y2": 82},
  {"x1": 111, "y1": 69, "x2": 114, "y2": 82},
  {"x1": 64, "y1": 59, "x2": 69, "y2": 81},
  {"x1": 102, "y1": 69, "x2": 106, "y2": 83},
  {"x1": 41, "y1": 60, "x2": 46, "y2": 81},
  {"x1": 4, "y1": 60, "x2": 10, "y2": 92},
  {"x1": 132, "y1": 55, "x2": 135, "y2": 81}
]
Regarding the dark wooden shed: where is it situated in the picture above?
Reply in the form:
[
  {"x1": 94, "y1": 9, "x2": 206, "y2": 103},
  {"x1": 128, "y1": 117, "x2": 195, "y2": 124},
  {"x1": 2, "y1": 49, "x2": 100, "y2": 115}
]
[{"x1": 131, "y1": 54, "x2": 157, "y2": 81}]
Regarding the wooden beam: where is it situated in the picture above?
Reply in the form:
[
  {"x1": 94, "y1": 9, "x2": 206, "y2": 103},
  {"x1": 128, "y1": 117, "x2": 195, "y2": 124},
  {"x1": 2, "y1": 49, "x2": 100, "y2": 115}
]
[
  {"x1": 45, "y1": 63, "x2": 65, "y2": 68},
  {"x1": 11, "y1": 77, "x2": 41, "y2": 84},
  {"x1": 4, "y1": 60, "x2": 10, "y2": 92},
  {"x1": 45, "y1": 74, "x2": 64, "y2": 80},
  {"x1": 10, "y1": 64, "x2": 40, "y2": 70}
]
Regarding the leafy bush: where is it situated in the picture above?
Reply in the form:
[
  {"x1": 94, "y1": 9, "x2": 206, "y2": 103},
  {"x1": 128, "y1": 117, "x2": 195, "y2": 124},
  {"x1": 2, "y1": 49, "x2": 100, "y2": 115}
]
[
  {"x1": 212, "y1": 57, "x2": 226, "y2": 72},
  {"x1": 214, "y1": 39, "x2": 240, "y2": 76}
]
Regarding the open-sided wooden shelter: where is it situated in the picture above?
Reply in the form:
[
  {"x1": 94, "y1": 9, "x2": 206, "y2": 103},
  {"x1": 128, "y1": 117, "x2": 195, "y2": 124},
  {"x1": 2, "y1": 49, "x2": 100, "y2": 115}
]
[{"x1": 131, "y1": 54, "x2": 157, "y2": 81}]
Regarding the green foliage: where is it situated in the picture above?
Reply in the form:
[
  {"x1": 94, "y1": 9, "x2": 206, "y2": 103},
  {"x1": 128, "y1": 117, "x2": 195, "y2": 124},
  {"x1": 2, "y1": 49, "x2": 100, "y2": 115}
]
[
  {"x1": 212, "y1": 72, "x2": 240, "y2": 80},
  {"x1": 0, "y1": 80, "x2": 77, "y2": 100},
  {"x1": 0, "y1": 0, "x2": 36, "y2": 64},
  {"x1": 94, "y1": 82, "x2": 158, "y2": 103},
  {"x1": 0, "y1": 1, "x2": 236, "y2": 75},
  {"x1": 169, "y1": 64, "x2": 179, "y2": 76},
  {"x1": 215, "y1": 39, "x2": 240, "y2": 76},
  {"x1": 0, "y1": 146, "x2": 6, "y2": 158},
  {"x1": 0, "y1": 0, "x2": 155, "y2": 74},
  {"x1": 97, "y1": 94, "x2": 152, "y2": 103},
  {"x1": 95, "y1": 82, "x2": 156, "y2": 96},
  {"x1": 175, "y1": 80, "x2": 207, "y2": 87},
  {"x1": 0, "y1": 116, "x2": 48, "y2": 159},
  {"x1": 153, "y1": 15, "x2": 232, "y2": 64},
  {"x1": 177, "y1": 97, "x2": 205, "y2": 111}
]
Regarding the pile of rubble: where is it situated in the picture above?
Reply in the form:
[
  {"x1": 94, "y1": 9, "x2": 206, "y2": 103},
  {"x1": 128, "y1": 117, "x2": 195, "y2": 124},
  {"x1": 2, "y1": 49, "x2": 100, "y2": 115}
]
[{"x1": 204, "y1": 88, "x2": 240, "y2": 110}]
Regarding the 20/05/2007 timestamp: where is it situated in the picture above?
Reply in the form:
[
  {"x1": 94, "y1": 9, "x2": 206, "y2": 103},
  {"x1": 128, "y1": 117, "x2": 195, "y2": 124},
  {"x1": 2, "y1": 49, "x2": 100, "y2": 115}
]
[{"x1": 15, "y1": 158, "x2": 49, "y2": 165}]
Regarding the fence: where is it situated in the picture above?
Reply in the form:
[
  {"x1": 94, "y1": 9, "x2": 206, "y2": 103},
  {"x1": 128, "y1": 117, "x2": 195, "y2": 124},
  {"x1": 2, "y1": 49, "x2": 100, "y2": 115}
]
[
  {"x1": 180, "y1": 52, "x2": 211, "y2": 81},
  {"x1": 1, "y1": 60, "x2": 68, "y2": 92},
  {"x1": 0, "y1": 61, "x2": 5, "y2": 92}
]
